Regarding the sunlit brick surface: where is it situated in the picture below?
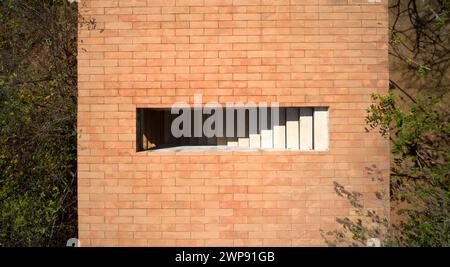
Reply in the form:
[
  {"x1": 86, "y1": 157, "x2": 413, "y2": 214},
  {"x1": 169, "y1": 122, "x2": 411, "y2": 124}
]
[{"x1": 78, "y1": 0, "x2": 389, "y2": 246}]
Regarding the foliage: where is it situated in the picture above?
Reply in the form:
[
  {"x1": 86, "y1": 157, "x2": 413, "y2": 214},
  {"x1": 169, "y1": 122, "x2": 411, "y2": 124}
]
[
  {"x1": 368, "y1": 93, "x2": 449, "y2": 246},
  {"x1": 324, "y1": 94, "x2": 449, "y2": 247},
  {"x1": 324, "y1": 0, "x2": 449, "y2": 247},
  {"x1": 389, "y1": 0, "x2": 450, "y2": 84},
  {"x1": 0, "y1": 0, "x2": 77, "y2": 246}
]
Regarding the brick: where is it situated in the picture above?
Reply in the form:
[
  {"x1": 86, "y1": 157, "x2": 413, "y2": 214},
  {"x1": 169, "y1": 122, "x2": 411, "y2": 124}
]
[{"x1": 78, "y1": 0, "x2": 389, "y2": 247}]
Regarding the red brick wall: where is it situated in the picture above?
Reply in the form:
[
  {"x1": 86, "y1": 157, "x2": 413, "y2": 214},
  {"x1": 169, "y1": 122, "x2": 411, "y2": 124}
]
[{"x1": 78, "y1": 0, "x2": 389, "y2": 246}]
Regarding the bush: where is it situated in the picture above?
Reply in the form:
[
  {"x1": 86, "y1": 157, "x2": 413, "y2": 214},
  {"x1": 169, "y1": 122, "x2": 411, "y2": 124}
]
[
  {"x1": 0, "y1": 0, "x2": 77, "y2": 246},
  {"x1": 324, "y1": 93, "x2": 449, "y2": 247}
]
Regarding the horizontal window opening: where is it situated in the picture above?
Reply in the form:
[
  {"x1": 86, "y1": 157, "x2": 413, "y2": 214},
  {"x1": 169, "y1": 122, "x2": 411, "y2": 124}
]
[{"x1": 136, "y1": 107, "x2": 329, "y2": 152}]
